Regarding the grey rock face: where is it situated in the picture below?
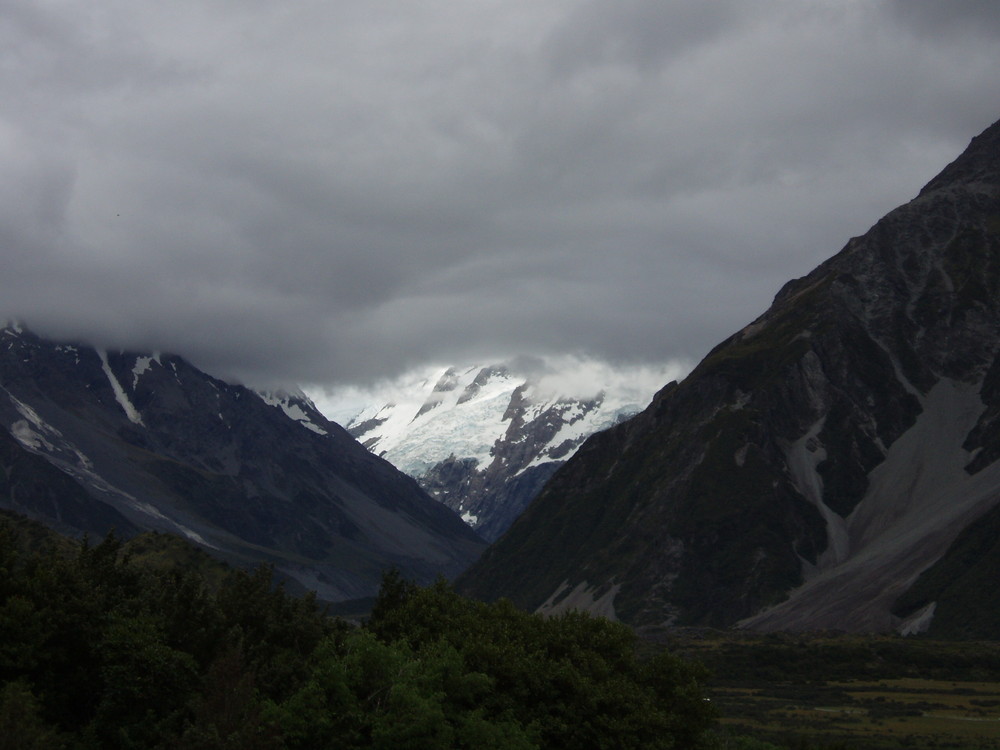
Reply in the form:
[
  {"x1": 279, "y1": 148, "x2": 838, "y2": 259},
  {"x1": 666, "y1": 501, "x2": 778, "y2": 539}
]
[
  {"x1": 459, "y1": 118, "x2": 1000, "y2": 635},
  {"x1": 0, "y1": 326, "x2": 485, "y2": 602}
]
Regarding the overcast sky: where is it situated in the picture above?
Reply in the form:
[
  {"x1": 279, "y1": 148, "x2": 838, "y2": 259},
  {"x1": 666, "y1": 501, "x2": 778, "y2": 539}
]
[{"x1": 3, "y1": 1, "x2": 999, "y2": 392}]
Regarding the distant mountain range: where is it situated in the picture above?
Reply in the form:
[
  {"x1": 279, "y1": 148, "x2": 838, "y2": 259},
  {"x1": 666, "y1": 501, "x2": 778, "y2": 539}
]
[
  {"x1": 329, "y1": 361, "x2": 671, "y2": 541},
  {"x1": 0, "y1": 323, "x2": 484, "y2": 602},
  {"x1": 458, "y1": 117, "x2": 1000, "y2": 639},
  {"x1": 9, "y1": 117, "x2": 1000, "y2": 640}
]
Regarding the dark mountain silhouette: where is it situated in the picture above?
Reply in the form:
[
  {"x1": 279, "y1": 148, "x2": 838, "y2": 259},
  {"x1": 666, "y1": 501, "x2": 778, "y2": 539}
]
[
  {"x1": 458, "y1": 118, "x2": 1000, "y2": 638},
  {"x1": 0, "y1": 325, "x2": 484, "y2": 602}
]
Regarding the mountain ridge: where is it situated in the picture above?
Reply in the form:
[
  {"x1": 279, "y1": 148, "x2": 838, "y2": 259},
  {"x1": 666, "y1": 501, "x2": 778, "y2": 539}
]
[
  {"x1": 0, "y1": 324, "x2": 484, "y2": 602},
  {"x1": 458, "y1": 117, "x2": 1000, "y2": 637},
  {"x1": 329, "y1": 360, "x2": 673, "y2": 540}
]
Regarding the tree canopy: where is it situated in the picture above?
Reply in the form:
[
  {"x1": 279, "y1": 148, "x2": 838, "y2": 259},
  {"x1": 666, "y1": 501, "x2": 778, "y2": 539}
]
[{"x1": 0, "y1": 514, "x2": 718, "y2": 748}]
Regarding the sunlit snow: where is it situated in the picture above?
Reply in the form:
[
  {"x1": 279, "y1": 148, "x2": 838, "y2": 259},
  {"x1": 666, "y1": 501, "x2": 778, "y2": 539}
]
[{"x1": 309, "y1": 356, "x2": 690, "y2": 479}]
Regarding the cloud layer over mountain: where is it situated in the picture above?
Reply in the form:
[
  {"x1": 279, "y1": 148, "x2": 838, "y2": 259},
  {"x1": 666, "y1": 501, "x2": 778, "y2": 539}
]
[{"x1": 2, "y1": 1, "x2": 999, "y2": 389}]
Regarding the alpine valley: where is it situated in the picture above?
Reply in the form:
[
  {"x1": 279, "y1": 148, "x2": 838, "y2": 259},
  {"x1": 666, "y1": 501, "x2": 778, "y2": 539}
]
[
  {"x1": 326, "y1": 361, "x2": 678, "y2": 541},
  {"x1": 0, "y1": 324, "x2": 485, "y2": 603},
  {"x1": 458, "y1": 117, "x2": 1000, "y2": 639}
]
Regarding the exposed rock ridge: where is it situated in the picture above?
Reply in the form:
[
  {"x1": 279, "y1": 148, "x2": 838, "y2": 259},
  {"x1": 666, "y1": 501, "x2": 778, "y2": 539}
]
[
  {"x1": 0, "y1": 326, "x2": 485, "y2": 602},
  {"x1": 458, "y1": 118, "x2": 1000, "y2": 634}
]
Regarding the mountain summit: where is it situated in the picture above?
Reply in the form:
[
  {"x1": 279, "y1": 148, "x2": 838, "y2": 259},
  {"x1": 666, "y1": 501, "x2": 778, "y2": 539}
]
[
  {"x1": 335, "y1": 361, "x2": 666, "y2": 541},
  {"x1": 0, "y1": 325, "x2": 485, "y2": 602},
  {"x1": 458, "y1": 118, "x2": 1000, "y2": 637}
]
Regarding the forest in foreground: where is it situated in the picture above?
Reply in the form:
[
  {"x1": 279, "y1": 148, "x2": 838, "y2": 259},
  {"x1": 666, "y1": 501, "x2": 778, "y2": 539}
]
[
  {"x1": 3, "y1": 510, "x2": 999, "y2": 750},
  {"x1": 0, "y1": 512, "x2": 722, "y2": 749}
]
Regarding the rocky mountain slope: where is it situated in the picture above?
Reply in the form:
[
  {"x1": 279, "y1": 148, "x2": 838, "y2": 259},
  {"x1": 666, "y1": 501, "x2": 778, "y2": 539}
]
[
  {"x1": 458, "y1": 117, "x2": 1000, "y2": 637},
  {"x1": 0, "y1": 324, "x2": 485, "y2": 602},
  {"x1": 333, "y1": 362, "x2": 664, "y2": 541}
]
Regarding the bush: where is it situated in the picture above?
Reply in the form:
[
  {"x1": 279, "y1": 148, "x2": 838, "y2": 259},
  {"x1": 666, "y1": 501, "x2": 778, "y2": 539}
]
[{"x1": 0, "y1": 516, "x2": 720, "y2": 749}]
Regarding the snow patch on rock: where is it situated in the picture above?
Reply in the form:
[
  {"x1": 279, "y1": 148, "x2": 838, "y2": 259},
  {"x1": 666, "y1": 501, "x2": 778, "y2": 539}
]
[{"x1": 98, "y1": 350, "x2": 144, "y2": 425}]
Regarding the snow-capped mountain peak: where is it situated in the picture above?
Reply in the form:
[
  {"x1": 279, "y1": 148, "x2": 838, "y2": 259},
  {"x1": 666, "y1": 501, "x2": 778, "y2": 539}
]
[{"x1": 312, "y1": 358, "x2": 688, "y2": 540}]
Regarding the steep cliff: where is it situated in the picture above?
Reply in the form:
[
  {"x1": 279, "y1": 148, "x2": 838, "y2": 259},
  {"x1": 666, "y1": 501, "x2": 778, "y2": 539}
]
[{"x1": 459, "y1": 118, "x2": 1000, "y2": 636}]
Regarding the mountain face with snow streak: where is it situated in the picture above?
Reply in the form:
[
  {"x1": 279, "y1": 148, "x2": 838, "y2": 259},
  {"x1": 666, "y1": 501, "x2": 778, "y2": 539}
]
[
  {"x1": 0, "y1": 324, "x2": 484, "y2": 602},
  {"x1": 459, "y1": 117, "x2": 1000, "y2": 638},
  {"x1": 336, "y1": 363, "x2": 661, "y2": 541}
]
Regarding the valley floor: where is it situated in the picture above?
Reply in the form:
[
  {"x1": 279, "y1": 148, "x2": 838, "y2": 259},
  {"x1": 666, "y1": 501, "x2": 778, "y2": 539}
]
[
  {"x1": 654, "y1": 631, "x2": 1000, "y2": 749},
  {"x1": 715, "y1": 678, "x2": 1000, "y2": 749}
]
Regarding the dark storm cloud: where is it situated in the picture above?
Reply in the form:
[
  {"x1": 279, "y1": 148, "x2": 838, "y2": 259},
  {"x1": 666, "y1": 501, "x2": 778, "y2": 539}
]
[
  {"x1": 2, "y1": 0, "x2": 1000, "y2": 389},
  {"x1": 888, "y1": 0, "x2": 1000, "y2": 39},
  {"x1": 545, "y1": 0, "x2": 745, "y2": 73}
]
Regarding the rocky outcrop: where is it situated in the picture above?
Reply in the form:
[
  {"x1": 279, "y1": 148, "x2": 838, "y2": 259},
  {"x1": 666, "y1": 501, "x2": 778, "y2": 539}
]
[
  {"x1": 458, "y1": 118, "x2": 1000, "y2": 636},
  {"x1": 0, "y1": 325, "x2": 485, "y2": 602}
]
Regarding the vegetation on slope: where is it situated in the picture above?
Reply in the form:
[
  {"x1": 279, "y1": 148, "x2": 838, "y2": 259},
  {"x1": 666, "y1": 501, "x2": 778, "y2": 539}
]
[
  {"x1": 5, "y1": 511, "x2": 998, "y2": 749},
  {"x1": 0, "y1": 512, "x2": 717, "y2": 749}
]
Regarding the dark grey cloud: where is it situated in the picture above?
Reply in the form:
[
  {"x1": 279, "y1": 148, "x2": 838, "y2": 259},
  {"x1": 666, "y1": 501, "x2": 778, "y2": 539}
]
[
  {"x1": 545, "y1": 0, "x2": 745, "y2": 74},
  {"x1": 888, "y1": 0, "x2": 1000, "y2": 39},
  {"x1": 2, "y1": 0, "x2": 1000, "y2": 389}
]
